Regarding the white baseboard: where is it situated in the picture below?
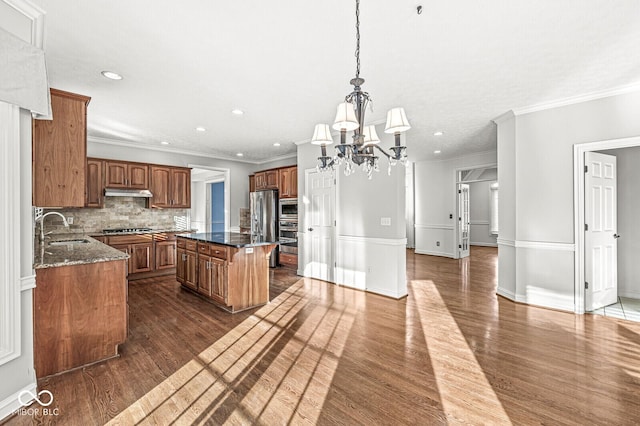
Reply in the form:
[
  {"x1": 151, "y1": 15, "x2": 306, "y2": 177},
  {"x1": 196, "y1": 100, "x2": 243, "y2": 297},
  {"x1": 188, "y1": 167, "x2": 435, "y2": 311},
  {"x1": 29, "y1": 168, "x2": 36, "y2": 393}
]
[
  {"x1": 414, "y1": 249, "x2": 455, "y2": 258},
  {"x1": 496, "y1": 287, "x2": 516, "y2": 301},
  {"x1": 0, "y1": 381, "x2": 37, "y2": 422},
  {"x1": 470, "y1": 242, "x2": 498, "y2": 247},
  {"x1": 516, "y1": 288, "x2": 574, "y2": 312},
  {"x1": 619, "y1": 290, "x2": 640, "y2": 299}
]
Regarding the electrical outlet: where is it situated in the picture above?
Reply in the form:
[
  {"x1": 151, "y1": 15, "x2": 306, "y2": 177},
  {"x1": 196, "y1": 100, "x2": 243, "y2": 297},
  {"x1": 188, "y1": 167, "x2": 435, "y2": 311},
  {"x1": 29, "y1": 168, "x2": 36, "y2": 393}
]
[
  {"x1": 67, "y1": 216, "x2": 74, "y2": 225},
  {"x1": 436, "y1": 241, "x2": 440, "y2": 246},
  {"x1": 449, "y1": 214, "x2": 453, "y2": 219},
  {"x1": 380, "y1": 217, "x2": 391, "y2": 226}
]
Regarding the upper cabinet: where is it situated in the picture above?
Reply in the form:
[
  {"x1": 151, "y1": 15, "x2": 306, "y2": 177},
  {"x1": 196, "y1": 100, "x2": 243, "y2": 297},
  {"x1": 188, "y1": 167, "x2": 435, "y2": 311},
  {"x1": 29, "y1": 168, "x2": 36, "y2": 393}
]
[
  {"x1": 105, "y1": 161, "x2": 149, "y2": 189},
  {"x1": 254, "y1": 169, "x2": 279, "y2": 191},
  {"x1": 279, "y1": 166, "x2": 297, "y2": 199},
  {"x1": 33, "y1": 88, "x2": 91, "y2": 207},
  {"x1": 150, "y1": 166, "x2": 191, "y2": 208},
  {"x1": 86, "y1": 158, "x2": 104, "y2": 208}
]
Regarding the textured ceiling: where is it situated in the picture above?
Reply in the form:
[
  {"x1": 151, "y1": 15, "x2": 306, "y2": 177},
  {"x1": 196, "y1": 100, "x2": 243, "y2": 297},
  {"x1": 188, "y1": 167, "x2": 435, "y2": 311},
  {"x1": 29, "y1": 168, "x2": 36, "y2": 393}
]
[{"x1": 33, "y1": 0, "x2": 640, "y2": 163}]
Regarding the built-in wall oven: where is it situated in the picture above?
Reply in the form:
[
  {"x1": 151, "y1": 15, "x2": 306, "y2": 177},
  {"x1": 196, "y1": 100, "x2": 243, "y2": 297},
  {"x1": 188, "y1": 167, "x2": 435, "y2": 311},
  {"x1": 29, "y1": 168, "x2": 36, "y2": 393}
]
[
  {"x1": 279, "y1": 199, "x2": 298, "y2": 254},
  {"x1": 279, "y1": 199, "x2": 298, "y2": 220}
]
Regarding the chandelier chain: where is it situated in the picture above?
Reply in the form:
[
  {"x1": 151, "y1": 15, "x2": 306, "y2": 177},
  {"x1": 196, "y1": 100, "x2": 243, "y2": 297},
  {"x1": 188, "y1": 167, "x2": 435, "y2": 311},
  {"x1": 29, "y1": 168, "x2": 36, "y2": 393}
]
[{"x1": 355, "y1": 0, "x2": 360, "y2": 79}]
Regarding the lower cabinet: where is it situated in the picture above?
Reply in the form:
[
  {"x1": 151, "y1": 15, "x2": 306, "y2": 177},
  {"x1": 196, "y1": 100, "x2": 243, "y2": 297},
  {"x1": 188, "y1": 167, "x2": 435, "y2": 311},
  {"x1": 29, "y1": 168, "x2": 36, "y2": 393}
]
[
  {"x1": 198, "y1": 255, "x2": 227, "y2": 303},
  {"x1": 156, "y1": 240, "x2": 177, "y2": 270},
  {"x1": 177, "y1": 241, "x2": 197, "y2": 290},
  {"x1": 103, "y1": 233, "x2": 177, "y2": 278}
]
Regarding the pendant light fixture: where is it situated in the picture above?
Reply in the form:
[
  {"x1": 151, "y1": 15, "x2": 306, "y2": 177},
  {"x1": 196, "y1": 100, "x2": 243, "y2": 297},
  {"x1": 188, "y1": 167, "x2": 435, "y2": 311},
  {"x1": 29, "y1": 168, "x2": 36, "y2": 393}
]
[{"x1": 311, "y1": 0, "x2": 410, "y2": 178}]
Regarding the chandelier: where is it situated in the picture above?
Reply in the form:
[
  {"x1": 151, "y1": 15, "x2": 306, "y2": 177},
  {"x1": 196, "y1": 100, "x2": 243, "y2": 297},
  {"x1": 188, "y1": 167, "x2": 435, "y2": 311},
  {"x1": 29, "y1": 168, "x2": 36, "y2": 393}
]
[{"x1": 311, "y1": 0, "x2": 410, "y2": 179}]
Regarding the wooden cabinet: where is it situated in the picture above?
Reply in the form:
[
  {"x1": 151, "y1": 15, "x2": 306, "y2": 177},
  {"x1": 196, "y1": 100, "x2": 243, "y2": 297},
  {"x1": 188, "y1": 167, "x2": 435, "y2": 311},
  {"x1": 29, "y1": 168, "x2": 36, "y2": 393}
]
[
  {"x1": 279, "y1": 166, "x2": 297, "y2": 198},
  {"x1": 86, "y1": 158, "x2": 104, "y2": 207},
  {"x1": 155, "y1": 240, "x2": 177, "y2": 270},
  {"x1": 197, "y1": 243, "x2": 228, "y2": 302},
  {"x1": 254, "y1": 172, "x2": 267, "y2": 190},
  {"x1": 33, "y1": 88, "x2": 91, "y2": 207},
  {"x1": 105, "y1": 161, "x2": 149, "y2": 189},
  {"x1": 249, "y1": 175, "x2": 255, "y2": 192},
  {"x1": 150, "y1": 166, "x2": 191, "y2": 208},
  {"x1": 177, "y1": 238, "x2": 197, "y2": 290},
  {"x1": 106, "y1": 234, "x2": 154, "y2": 275},
  {"x1": 254, "y1": 169, "x2": 279, "y2": 190}
]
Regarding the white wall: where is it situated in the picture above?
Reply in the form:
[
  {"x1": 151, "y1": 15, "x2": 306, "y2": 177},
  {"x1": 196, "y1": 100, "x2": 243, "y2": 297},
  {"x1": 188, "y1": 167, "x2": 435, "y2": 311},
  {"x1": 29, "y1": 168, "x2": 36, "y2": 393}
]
[
  {"x1": 496, "y1": 89, "x2": 640, "y2": 311},
  {"x1": 414, "y1": 151, "x2": 497, "y2": 258},
  {"x1": 297, "y1": 137, "x2": 407, "y2": 298},
  {"x1": 598, "y1": 146, "x2": 640, "y2": 298},
  {"x1": 88, "y1": 141, "x2": 256, "y2": 228},
  {"x1": 469, "y1": 180, "x2": 497, "y2": 247},
  {"x1": 190, "y1": 180, "x2": 207, "y2": 232}
]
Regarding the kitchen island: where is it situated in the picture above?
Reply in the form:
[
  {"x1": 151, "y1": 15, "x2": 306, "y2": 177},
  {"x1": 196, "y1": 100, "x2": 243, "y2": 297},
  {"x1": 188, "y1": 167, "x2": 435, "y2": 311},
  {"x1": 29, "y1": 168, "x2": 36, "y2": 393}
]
[
  {"x1": 176, "y1": 233, "x2": 278, "y2": 312},
  {"x1": 34, "y1": 235, "x2": 129, "y2": 378}
]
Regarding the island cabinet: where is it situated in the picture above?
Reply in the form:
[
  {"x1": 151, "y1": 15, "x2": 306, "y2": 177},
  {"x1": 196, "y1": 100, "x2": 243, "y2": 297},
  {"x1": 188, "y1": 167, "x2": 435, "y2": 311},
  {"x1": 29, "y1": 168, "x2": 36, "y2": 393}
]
[
  {"x1": 33, "y1": 88, "x2": 91, "y2": 207},
  {"x1": 177, "y1": 235, "x2": 276, "y2": 312}
]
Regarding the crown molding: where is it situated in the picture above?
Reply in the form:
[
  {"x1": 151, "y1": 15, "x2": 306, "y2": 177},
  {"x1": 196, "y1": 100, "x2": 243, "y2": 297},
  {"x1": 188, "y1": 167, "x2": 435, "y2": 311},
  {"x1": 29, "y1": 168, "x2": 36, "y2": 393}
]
[
  {"x1": 492, "y1": 110, "x2": 515, "y2": 125},
  {"x1": 87, "y1": 136, "x2": 296, "y2": 165},
  {"x1": 512, "y1": 82, "x2": 640, "y2": 116}
]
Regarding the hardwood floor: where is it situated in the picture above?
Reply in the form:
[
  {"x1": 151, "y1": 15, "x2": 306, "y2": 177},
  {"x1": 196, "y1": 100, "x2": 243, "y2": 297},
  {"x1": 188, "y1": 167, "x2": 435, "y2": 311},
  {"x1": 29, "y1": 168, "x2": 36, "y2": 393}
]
[{"x1": 6, "y1": 247, "x2": 640, "y2": 425}]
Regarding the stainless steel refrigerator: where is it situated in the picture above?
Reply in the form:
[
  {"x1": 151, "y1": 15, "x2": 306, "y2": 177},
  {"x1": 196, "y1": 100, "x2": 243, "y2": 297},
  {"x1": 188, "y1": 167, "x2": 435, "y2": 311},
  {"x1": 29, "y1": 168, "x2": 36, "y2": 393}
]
[{"x1": 250, "y1": 189, "x2": 279, "y2": 267}]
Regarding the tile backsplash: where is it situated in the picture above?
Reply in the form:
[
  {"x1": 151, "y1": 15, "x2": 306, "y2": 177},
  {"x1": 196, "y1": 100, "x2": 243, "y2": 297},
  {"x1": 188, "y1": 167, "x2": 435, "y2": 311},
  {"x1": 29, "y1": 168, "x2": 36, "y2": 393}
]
[{"x1": 40, "y1": 197, "x2": 190, "y2": 234}]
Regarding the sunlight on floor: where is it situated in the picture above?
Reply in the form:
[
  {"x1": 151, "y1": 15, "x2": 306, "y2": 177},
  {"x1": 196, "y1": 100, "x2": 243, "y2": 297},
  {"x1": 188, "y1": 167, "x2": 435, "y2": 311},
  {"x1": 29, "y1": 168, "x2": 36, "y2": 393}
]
[
  {"x1": 107, "y1": 279, "x2": 357, "y2": 425},
  {"x1": 411, "y1": 279, "x2": 512, "y2": 425}
]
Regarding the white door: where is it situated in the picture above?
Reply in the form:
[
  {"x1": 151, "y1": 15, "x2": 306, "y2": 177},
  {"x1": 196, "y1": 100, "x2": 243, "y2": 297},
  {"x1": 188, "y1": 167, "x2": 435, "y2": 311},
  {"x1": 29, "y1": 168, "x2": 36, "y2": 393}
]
[
  {"x1": 458, "y1": 183, "x2": 470, "y2": 258},
  {"x1": 585, "y1": 152, "x2": 618, "y2": 311},
  {"x1": 305, "y1": 170, "x2": 335, "y2": 282}
]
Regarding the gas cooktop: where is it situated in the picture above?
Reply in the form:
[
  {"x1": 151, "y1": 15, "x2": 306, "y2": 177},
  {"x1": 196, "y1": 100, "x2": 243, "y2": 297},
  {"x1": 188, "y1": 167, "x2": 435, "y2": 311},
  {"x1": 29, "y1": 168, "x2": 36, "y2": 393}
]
[{"x1": 102, "y1": 227, "x2": 152, "y2": 235}]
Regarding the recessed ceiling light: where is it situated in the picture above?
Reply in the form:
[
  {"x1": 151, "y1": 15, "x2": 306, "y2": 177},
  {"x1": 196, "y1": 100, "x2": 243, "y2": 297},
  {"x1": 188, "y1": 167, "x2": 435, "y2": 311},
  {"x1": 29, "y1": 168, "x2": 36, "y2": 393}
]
[
  {"x1": 101, "y1": 70, "x2": 123, "y2": 80},
  {"x1": 434, "y1": 131, "x2": 444, "y2": 136},
  {"x1": 236, "y1": 153, "x2": 244, "y2": 157},
  {"x1": 160, "y1": 141, "x2": 170, "y2": 145},
  {"x1": 231, "y1": 109, "x2": 244, "y2": 115},
  {"x1": 195, "y1": 126, "x2": 206, "y2": 132},
  {"x1": 273, "y1": 143, "x2": 281, "y2": 147},
  {"x1": 434, "y1": 150, "x2": 441, "y2": 154}
]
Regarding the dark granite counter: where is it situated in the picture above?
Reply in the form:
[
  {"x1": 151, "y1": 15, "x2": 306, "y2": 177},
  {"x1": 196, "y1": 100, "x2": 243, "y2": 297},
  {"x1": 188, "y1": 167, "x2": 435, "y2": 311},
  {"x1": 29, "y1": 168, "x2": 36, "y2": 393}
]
[
  {"x1": 34, "y1": 234, "x2": 129, "y2": 269},
  {"x1": 177, "y1": 232, "x2": 278, "y2": 248}
]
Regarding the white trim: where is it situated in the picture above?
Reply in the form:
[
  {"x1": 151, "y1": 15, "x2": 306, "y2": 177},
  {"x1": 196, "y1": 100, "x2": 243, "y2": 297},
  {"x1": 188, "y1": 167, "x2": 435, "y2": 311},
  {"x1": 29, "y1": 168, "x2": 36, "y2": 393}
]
[
  {"x1": 513, "y1": 82, "x2": 640, "y2": 116},
  {"x1": 3, "y1": 0, "x2": 45, "y2": 48},
  {"x1": 337, "y1": 235, "x2": 407, "y2": 246},
  {"x1": 0, "y1": 381, "x2": 37, "y2": 420},
  {"x1": 20, "y1": 275, "x2": 35, "y2": 291},
  {"x1": 516, "y1": 288, "x2": 574, "y2": 312},
  {"x1": 188, "y1": 164, "x2": 231, "y2": 233},
  {"x1": 492, "y1": 110, "x2": 515, "y2": 125},
  {"x1": 496, "y1": 287, "x2": 516, "y2": 301},
  {"x1": 88, "y1": 136, "x2": 297, "y2": 165},
  {"x1": 470, "y1": 220, "x2": 490, "y2": 226},
  {"x1": 470, "y1": 242, "x2": 498, "y2": 247},
  {"x1": 574, "y1": 135, "x2": 640, "y2": 315},
  {"x1": 414, "y1": 224, "x2": 454, "y2": 230},
  {"x1": 619, "y1": 290, "x2": 640, "y2": 299},
  {"x1": 514, "y1": 240, "x2": 575, "y2": 251},
  {"x1": 0, "y1": 102, "x2": 21, "y2": 366},
  {"x1": 229, "y1": 226, "x2": 240, "y2": 233},
  {"x1": 497, "y1": 238, "x2": 515, "y2": 247},
  {"x1": 416, "y1": 149, "x2": 498, "y2": 165},
  {"x1": 414, "y1": 249, "x2": 455, "y2": 258}
]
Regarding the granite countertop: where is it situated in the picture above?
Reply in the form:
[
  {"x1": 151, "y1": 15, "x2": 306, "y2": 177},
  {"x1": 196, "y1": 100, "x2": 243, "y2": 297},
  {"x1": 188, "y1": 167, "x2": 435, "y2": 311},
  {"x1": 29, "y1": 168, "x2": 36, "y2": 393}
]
[
  {"x1": 34, "y1": 234, "x2": 129, "y2": 269},
  {"x1": 178, "y1": 232, "x2": 278, "y2": 248},
  {"x1": 88, "y1": 228, "x2": 194, "y2": 237}
]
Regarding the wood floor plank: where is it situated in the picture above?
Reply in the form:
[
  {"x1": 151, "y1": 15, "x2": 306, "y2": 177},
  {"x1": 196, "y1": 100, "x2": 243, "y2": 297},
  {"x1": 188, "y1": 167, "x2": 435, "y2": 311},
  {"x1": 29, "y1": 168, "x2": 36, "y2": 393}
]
[{"x1": 5, "y1": 247, "x2": 640, "y2": 425}]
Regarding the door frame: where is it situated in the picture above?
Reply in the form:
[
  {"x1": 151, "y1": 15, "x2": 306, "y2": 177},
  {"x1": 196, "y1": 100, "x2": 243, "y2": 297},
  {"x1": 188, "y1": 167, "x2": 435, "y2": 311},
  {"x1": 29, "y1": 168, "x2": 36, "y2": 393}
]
[
  {"x1": 303, "y1": 167, "x2": 336, "y2": 283},
  {"x1": 573, "y1": 136, "x2": 640, "y2": 314},
  {"x1": 453, "y1": 162, "x2": 497, "y2": 259},
  {"x1": 188, "y1": 164, "x2": 230, "y2": 232}
]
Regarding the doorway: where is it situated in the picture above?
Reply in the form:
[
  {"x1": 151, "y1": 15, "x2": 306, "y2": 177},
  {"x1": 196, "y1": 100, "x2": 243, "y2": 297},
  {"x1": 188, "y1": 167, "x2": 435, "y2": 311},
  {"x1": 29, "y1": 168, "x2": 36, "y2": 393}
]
[
  {"x1": 573, "y1": 136, "x2": 640, "y2": 316},
  {"x1": 210, "y1": 181, "x2": 225, "y2": 233},
  {"x1": 189, "y1": 166, "x2": 230, "y2": 233},
  {"x1": 303, "y1": 168, "x2": 335, "y2": 282}
]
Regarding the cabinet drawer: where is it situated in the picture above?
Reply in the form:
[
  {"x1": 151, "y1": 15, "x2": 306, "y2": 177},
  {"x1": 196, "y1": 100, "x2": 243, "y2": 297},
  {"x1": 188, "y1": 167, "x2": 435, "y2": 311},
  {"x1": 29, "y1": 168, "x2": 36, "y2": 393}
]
[
  {"x1": 177, "y1": 238, "x2": 197, "y2": 251},
  {"x1": 279, "y1": 252, "x2": 298, "y2": 268},
  {"x1": 154, "y1": 232, "x2": 178, "y2": 242},
  {"x1": 107, "y1": 234, "x2": 153, "y2": 245},
  {"x1": 198, "y1": 243, "x2": 227, "y2": 259}
]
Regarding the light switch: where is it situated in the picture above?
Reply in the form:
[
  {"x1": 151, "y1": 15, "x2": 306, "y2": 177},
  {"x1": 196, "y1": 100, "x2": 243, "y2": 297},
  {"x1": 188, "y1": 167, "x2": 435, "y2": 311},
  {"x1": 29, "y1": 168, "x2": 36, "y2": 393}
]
[{"x1": 380, "y1": 217, "x2": 391, "y2": 226}]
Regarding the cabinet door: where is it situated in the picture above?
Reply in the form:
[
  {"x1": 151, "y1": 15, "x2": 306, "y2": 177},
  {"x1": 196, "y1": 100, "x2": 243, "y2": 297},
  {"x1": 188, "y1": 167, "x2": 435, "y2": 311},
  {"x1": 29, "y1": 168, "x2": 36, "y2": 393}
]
[
  {"x1": 249, "y1": 175, "x2": 255, "y2": 192},
  {"x1": 86, "y1": 159, "x2": 104, "y2": 207},
  {"x1": 111, "y1": 244, "x2": 131, "y2": 275},
  {"x1": 176, "y1": 248, "x2": 186, "y2": 283},
  {"x1": 128, "y1": 164, "x2": 149, "y2": 189},
  {"x1": 210, "y1": 257, "x2": 227, "y2": 304},
  {"x1": 105, "y1": 161, "x2": 129, "y2": 188},
  {"x1": 185, "y1": 250, "x2": 197, "y2": 290},
  {"x1": 155, "y1": 241, "x2": 177, "y2": 270},
  {"x1": 255, "y1": 172, "x2": 266, "y2": 190},
  {"x1": 150, "y1": 166, "x2": 171, "y2": 208},
  {"x1": 170, "y1": 168, "x2": 191, "y2": 208},
  {"x1": 265, "y1": 169, "x2": 279, "y2": 189},
  {"x1": 130, "y1": 242, "x2": 154, "y2": 273},
  {"x1": 33, "y1": 89, "x2": 88, "y2": 207},
  {"x1": 197, "y1": 255, "x2": 212, "y2": 297},
  {"x1": 289, "y1": 167, "x2": 298, "y2": 198}
]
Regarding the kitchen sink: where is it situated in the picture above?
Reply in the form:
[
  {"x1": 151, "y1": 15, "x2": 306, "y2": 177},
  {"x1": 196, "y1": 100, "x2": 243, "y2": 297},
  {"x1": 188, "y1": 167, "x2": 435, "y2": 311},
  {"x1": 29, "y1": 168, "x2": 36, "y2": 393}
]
[{"x1": 48, "y1": 239, "x2": 91, "y2": 246}]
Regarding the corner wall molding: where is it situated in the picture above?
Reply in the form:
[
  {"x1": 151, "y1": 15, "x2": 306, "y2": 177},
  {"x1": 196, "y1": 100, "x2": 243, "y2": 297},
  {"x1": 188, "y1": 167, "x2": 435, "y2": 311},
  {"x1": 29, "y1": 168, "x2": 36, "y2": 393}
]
[
  {"x1": 337, "y1": 235, "x2": 407, "y2": 246},
  {"x1": 415, "y1": 224, "x2": 454, "y2": 230},
  {"x1": 20, "y1": 275, "x2": 35, "y2": 291},
  {"x1": 497, "y1": 238, "x2": 574, "y2": 251}
]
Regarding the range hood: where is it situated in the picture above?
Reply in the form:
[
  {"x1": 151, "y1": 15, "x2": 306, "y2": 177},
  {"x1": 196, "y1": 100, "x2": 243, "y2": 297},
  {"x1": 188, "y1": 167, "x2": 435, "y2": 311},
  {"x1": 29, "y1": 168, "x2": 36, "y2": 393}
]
[{"x1": 104, "y1": 188, "x2": 153, "y2": 198}]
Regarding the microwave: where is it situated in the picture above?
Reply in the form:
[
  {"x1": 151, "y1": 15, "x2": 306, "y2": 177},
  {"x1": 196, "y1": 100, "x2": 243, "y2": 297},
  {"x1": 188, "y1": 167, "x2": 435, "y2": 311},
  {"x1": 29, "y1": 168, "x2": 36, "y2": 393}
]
[{"x1": 279, "y1": 199, "x2": 298, "y2": 219}]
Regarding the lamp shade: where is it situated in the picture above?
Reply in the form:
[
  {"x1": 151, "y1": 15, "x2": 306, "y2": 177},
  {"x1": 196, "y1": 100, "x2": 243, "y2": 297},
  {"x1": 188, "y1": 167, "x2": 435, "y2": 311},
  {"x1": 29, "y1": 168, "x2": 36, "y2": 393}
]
[
  {"x1": 384, "y1": 107, "x2": 411, "y2": 134},
  {"x1": 310, "y1": 124, "x2": 334, "y2": 145},
  {"x1": 362, "y1": 125, "x2": 380, "y2": 145},
  {"x1": 332, "y1": 102, "x2": 359, "y2": 131}
]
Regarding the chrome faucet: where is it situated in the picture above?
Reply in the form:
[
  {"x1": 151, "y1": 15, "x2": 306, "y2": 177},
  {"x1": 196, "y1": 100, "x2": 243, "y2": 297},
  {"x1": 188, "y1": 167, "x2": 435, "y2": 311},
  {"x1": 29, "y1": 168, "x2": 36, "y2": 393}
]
[{"x1": 38, "y1": 212, "x2": 69, "y2": 242}]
